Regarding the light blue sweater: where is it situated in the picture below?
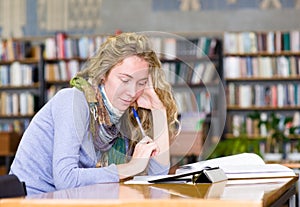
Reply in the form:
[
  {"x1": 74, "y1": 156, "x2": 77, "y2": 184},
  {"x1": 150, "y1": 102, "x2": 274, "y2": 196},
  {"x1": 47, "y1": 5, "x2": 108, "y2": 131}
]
[{"x1": 10, "y1": 88, "x2": 169, "y2": 195}]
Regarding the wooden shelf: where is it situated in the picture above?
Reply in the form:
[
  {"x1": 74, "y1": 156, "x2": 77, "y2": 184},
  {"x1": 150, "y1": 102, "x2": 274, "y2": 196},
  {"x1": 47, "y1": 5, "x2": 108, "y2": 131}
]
[
  {"x1": 0, "y1": 58, "x2": 39, "y2": 65},
  {"x1": 0, "y1": 166, "x2": 6, "y2": 175},
  {"x1": 0, "y1": 132, "x2": 21, "y2": 156},
  {"x1": 225, "y1": 133, "x2": 300, "y2": 140},
  {"x1": 224, "y1": 51, "x2": 300, "y2": 57},
  {"x1": 227, "y1": 106, "x2": 300, "y2": 111},
  {"x1": 226, "y1": 76, "x2": 300, "y2": 82},
  {"x1": 0, "y1": 132, "x2": 21, "y2": 175},
  {"x1": 44, "y1": 57, "x2": 87, "y2": 62},
  {"x1": 0, "y1": 114, "x2": 35, "y2": 119},
  {"x1": 225, "y1": 133, "x2": 266, "y2": 139},
  {"x1": 0, "y1": 83, "x2": 40, "y2": 90}
]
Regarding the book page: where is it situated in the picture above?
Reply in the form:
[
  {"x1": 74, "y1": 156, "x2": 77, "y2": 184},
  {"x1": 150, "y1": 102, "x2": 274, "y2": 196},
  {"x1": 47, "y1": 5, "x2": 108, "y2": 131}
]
[
  {"x1": 176, "y1": 153, "x2": 296, "y2": 179},
  {"x1": 222, "y1": 164, "x2": 295, "y2": 179},
  {"x1": 176, "y1": 153, "x2": 265, "y2": 174}
]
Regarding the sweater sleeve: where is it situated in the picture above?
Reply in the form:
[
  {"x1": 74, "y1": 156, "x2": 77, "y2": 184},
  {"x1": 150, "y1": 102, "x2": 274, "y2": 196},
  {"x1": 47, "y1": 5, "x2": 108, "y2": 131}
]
[
  {"x1": 51, "y1": 89, "x2": 119, "y2": 190},
  {"x1": 148, "y1": 157, "x2": 170, "y2": 176}
]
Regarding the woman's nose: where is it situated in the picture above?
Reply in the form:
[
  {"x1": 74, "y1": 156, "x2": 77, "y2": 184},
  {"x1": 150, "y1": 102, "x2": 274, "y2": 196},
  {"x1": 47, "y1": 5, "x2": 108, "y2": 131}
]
[{"x1": 125, "y1": 83, "x2": 137, "y2": 97}]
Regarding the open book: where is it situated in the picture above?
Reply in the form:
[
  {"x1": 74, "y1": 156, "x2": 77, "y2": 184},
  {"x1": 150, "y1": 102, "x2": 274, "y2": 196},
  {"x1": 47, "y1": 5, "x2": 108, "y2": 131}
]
[
  {"x1": 176, "y1": 153, "x2": 296, "y2": 179},
  {"x1": 124, "y1": 153, "x2": 296, "y2": 184}
]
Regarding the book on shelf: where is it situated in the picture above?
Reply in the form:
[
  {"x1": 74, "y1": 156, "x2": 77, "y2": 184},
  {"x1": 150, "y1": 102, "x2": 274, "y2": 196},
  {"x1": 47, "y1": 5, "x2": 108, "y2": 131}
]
[
  {"x1": 290, "y1": 30, "x2": 300, "y2": 52},
  {"x1": 0, "y1": 92, "x2": 35, "y2": 117},
  {"x1": 44, "y1": 34, "x2": 108, "y2": 60},
  {"x1": 44, "y1": 60, "x2": 80, "y2": 82},
  {"x1": 149, "y1": 37, "x2": 163, "y2": 58},
  {"x1": 44, "y1": 38, "x2": 56, "y2": 59},
  {"x1": 224, "y1": 31, "x2": 300, "y2": 54},
  {"x1": 163, "y1": 38, "x2": 177, "y2": 60},
  {"x1": 0, "y1": 38, "x2": 34, "y2": 61},
  {"x1": 179, "y1": 112, "x2": 206, "y2": 132},
  {"x1": 55, "y1": 32, "x2": 67, "y2": 59},
  {"x1": 227, "y1": 110, "x2": 300, "y2": 139},
  {"x1": 173, "y1": 91, "x2": 210, "y2": 114},
  {"x1": 149, "y1": 36, "x2": 219, "y2": 60},
  {"x1": 224, "y1": 56, "x2": 300, "y2": 79},
  {"x1": 226, "y1": 82, "x2": 300, "y2": 108}
]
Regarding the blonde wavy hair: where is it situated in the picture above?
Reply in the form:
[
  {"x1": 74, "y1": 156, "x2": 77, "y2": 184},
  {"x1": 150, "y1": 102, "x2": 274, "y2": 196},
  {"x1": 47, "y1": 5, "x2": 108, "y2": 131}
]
[{"x1": 76, "y1": 32, "x2": 180, "y2": 144}]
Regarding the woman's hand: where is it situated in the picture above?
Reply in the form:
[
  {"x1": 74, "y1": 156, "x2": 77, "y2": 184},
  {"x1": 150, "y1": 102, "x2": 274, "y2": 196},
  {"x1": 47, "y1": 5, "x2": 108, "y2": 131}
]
[
  {"x1": 136, "y1": 75, "x2": 165, "y2": 110},
  {"x1": 136, "y1": 136, "x2": 159, "y2": 156},
  {"x1": 128, "y1": 136, "x2": 159, "y2": 173},
  {"x1": 117, "y1": 136, "x2": 160, "y2": 180}
]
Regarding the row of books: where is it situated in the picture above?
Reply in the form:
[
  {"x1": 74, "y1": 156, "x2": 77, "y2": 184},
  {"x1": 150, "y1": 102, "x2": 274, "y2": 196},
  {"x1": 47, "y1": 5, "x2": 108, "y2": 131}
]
[
  {"x1": 224, "y1": 31, "x2": 300, "y2": 54},
  {"x1": 44, "y1": 60, "x2": 81, "y2": 81},
  {"x1": 44, "y1": 32, "x2": 108, "y2": 59},
  {"x1": 0, "y1": 39, "x2": 33, "y2": 61},
  {"x1": 0, "y1": 92, "x2": 35, "y2": 116},
  {"x1": 227, "y1": 83, "x2": 300, "y2": 108},
  {"x1": 174, "y1": 90, "x2": 211, "y2": 114},
  {"x1": 227, "y1": 112, "x2": 300, "y2": 138},
  {"x1": 150, "y1": 36, "x2": 220, "y2": 60},
  {"x1": 285, "y1": 141, "x2": 300, "y2": 155},
  {"x1": 224, "y1": 56, "x2": 300, "y2": 79},
  {"x1": 0, "y1": 120, "x2": 29, "y2": 133},
  {"x1": 179, "y1": 112, "x2": 207, "y2": 132},
  {"x1": 44, "y1": 33, "x2": 220, "y2": 60},
  {"x1": 0, "y1": 62, "x2": 38, "y2": 86},
  {"x1": 162, "y1": 61, "x2": 217, "y2": 85}
]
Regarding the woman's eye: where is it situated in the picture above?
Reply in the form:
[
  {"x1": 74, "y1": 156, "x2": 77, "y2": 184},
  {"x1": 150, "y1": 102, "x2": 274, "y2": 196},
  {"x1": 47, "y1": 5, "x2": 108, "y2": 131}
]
[
  {"x1": 138, "y1": 81, "x2": 147, "y2": 86},
  {"x1": 121, "y1": 78, "x2": 130, "y2": 83}
]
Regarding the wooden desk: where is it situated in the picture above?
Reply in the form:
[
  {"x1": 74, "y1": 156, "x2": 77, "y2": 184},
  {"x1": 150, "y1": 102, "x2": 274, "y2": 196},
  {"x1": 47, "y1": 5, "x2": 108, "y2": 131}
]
[{"x1": 0, "y1": 177, "x2": 298, "y2": 207}]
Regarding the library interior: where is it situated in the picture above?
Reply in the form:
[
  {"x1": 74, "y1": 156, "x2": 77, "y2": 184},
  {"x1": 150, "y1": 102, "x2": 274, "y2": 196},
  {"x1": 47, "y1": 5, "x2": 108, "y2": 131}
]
[{"x1": 1, "y1": 0, "x2": 300, "y2": 207}]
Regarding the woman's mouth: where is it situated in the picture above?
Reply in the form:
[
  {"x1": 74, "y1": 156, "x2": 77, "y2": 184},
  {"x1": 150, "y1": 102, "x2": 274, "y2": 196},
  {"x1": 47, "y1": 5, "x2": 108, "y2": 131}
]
[{"x1": 120, "y1": 98, "x2": 133, "y2": 105}]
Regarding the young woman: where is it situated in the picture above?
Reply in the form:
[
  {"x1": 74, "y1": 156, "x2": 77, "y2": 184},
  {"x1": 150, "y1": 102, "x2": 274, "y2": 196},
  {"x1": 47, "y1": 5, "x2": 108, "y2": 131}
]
[{"x1": 10, "y1": 32, "x2": 179, "y2": 195}]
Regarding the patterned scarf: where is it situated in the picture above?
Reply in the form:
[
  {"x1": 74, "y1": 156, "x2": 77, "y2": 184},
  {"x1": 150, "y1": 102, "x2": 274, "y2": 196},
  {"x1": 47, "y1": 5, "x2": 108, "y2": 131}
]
[{"x1": 70, "y1": 76, "x2": 128, "y2": 166}]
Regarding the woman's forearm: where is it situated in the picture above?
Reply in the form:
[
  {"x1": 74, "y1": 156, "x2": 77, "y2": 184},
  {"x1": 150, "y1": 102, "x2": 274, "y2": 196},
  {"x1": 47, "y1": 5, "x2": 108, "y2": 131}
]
[
  {"x1": 116, "y1": 161, "x2": 143, "y2": 180},
  {"x1": 151, "y1": 109, "x2": 170, "y2": 166}
]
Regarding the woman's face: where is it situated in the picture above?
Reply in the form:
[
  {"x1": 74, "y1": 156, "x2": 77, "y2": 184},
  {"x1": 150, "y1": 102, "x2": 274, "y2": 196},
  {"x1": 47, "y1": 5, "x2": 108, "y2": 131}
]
[{"x1": 103, "y1": 55, "x2": 149, "y2": 111}]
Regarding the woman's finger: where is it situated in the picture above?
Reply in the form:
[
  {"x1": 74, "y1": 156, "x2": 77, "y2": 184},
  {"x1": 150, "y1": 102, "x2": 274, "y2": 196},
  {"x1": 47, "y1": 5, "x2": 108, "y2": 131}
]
[
  {"x1": 139, "y1": 136, "x2": 152, "y2": 144},
  {"x1": 134, "y1": 138, "x2": 159, "y2": 158}
]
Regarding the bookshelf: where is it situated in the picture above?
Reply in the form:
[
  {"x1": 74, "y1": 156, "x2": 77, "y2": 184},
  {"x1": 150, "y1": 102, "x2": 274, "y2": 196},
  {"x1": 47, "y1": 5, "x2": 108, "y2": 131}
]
[
  {"x1": 42, "y1": 32, "x2": 108, "y2": 101},
  {"x1": 42, "y1": 32, "x2": 225, "y2": 166},
  {"x1": 0, "y1": 37, "x2": 44, "y2": 131},
  {"x1": 0, "y1": 37, "x2": 44, "y2": 174},
  {"x1": 223, "y1": 31, "x2": 300, "y2": 162}
]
